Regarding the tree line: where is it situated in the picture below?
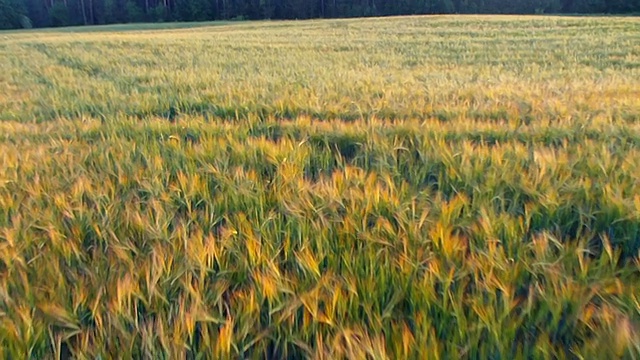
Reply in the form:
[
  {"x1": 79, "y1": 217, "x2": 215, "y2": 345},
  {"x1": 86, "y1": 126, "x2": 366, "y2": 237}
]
[{"x1": 1, "y1": 0, "x2": 639, "y2": 30}]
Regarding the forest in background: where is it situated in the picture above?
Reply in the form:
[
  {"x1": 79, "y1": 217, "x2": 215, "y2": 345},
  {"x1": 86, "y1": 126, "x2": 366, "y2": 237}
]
[{"x1": 1, "y1": 0, "x2": 639, "y2": 30}]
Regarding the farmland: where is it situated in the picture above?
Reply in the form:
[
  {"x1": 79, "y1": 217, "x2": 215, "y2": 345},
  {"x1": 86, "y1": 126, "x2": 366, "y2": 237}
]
[{"x1": 1, "y1": 15, "x2": 640, "y2": 358}]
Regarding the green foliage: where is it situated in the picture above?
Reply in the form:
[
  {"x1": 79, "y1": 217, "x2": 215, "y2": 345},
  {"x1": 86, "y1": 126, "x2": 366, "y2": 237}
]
[
  {"x1": 103, "y1": 0, "x2": 120, "y2": 24},
  {"x1": 174, "y1": 0, "x2": 214, "y2": 22},
  {"x1": 0, "y1": 16, "x2": 640, "y2": 359},
  {"x1": 0, "y1": 0, "x2": 27, "y2": 29},
  {"x1": 49, "y1": 2, "x2": 71, "y2": 27},
  {"x1": 19, "y1": 14, "x2": 32, "y2": 28},
  {"x1": 434, "y1": 0, "x2": 455, "y2": 13},
  {"x1": 125, "y1": 0, "x2": 145, "y2": 22},
  {"x1": 149, "y1": 4, "x2": 168, "y2": 21}
]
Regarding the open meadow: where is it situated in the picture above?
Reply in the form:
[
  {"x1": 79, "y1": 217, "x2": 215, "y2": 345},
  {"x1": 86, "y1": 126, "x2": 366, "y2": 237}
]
[{"x1": 1, "y1": 15, "x2": 640, "y2": 358}]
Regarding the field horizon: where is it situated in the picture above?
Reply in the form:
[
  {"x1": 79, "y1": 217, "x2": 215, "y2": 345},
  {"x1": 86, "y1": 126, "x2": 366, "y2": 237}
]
[
  {"x1": 1, "y1": 15, "x2": 640, "y2": 359},
  {"x1": 0, "y1": 13, "x2": 637, "y2": 32}
]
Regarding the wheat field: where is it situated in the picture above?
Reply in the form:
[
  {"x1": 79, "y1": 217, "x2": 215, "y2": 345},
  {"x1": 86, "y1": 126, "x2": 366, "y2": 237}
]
[{"x1": 1, "y1": 15, "x2": 640, "y2": 359}]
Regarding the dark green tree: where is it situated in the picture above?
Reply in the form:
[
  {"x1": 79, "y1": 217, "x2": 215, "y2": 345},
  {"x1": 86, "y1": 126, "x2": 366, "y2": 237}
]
[{"x1": 0, "y1": 0, "x2": 28, "y2": 29}]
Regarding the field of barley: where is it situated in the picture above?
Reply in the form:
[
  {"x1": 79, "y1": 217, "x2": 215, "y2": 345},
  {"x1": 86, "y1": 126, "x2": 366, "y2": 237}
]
[{"x1": 1, "y1": 15, "x2": 640, "y2": 359}]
